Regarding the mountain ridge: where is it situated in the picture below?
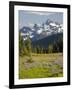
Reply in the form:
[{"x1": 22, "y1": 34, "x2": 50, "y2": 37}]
[{"x1": 19, "y1": 19, "x2": 63, "y2": 41}]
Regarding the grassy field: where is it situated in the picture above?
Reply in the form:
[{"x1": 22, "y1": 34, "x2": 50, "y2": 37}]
[{"x1": 19, "y1": 53, "x2": 63, "y2": 79}]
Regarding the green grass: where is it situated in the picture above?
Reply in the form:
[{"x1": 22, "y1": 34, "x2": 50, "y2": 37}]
[{"x1": 19, "y1": 53, "x2": 63, "y2": 79}]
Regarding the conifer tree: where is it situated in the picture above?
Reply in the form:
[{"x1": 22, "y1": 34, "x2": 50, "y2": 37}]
[
  {"x1": 48, "y1": 44, "x2": 53, "y2": 53},
  {"x1": 19, "y1": 32, "x2": 24, "y2": 56}
]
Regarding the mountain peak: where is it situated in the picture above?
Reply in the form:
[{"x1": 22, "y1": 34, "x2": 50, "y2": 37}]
[{"x1": 20, "y1": 19, "x2": 63, "y2": 41}]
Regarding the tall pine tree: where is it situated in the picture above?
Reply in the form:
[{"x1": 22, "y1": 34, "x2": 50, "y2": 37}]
[{"x1": 19, "y1": 32, "x2": 24, "y2": 56}]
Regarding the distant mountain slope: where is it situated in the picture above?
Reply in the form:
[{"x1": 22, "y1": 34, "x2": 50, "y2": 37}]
[{"x1": 32, "y1": 33, "x2": 63, "y2": 48}]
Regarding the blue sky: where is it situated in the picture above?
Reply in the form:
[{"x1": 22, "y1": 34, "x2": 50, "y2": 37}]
[{"x1": 19, "y1": 10, "x2": 63, "y2": 29}]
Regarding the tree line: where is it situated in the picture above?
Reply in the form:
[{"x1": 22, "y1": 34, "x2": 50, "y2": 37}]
[
  {"x1": 32, "y1": 38, "x2": 63, "y2": 54},
  {"x1": 19, "y1": 32, "x2": 63, "y2": 56}
]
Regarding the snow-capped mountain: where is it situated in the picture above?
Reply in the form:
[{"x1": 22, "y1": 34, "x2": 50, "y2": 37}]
[{"x1": 19, "y1": 19, "x2": 63, "y2": 41}]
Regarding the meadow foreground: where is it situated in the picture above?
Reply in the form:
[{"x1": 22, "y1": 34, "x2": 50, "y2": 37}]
[{"x1": 19, "y1": 53, "x2": 63, "y2": 79}]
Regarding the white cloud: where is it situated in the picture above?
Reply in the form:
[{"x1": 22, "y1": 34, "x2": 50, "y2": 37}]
[{"x1": 28, "y1": 11, "x2": 52, "y2": 16}]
